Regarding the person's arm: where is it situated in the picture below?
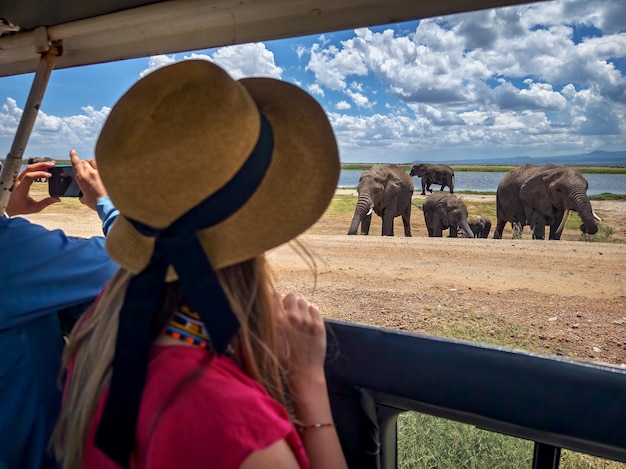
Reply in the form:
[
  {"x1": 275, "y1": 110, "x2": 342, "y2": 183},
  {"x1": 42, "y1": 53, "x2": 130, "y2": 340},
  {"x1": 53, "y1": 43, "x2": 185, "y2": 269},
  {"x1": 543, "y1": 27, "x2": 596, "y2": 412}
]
[
  {"x1": 240, "y1": 439, "x2": 300, "y2": 469},
  {"x1": 69, "y1": 149, "x2": 120, "y2": 235},
  {"x1": 0, "y1": 217, "x2": 118, "y2": 328},
  {"x1": 0, "y1": 151, "x2": 118, "y2": 328},
  {"x1": 276, "y1": 293, "x2": 348, "y2": 469},
  {"x1": 96, "y1": 195, "x2": 120, "y2": 236}
]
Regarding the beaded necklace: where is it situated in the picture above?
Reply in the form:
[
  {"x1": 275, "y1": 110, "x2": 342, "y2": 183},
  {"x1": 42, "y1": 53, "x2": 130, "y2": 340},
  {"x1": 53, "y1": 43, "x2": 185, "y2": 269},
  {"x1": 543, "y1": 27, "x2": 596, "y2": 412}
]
[{"x1": 165, "y1": 305, "x2": 211, "y2": 349}]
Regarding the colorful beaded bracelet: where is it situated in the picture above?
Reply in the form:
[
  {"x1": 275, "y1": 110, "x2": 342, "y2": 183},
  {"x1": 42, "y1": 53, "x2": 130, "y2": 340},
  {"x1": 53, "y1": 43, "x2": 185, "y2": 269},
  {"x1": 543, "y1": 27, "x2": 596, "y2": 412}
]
[{"x1": 297, "y1": 422, "x2": 336, "y2": 432}]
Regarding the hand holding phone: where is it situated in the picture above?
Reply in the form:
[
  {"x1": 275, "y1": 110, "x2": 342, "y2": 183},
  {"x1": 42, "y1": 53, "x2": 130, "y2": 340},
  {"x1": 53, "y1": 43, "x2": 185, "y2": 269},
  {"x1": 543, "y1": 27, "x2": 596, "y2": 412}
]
[{"x1": 48, "y1": 165, "x2": 83, "y2": 197}]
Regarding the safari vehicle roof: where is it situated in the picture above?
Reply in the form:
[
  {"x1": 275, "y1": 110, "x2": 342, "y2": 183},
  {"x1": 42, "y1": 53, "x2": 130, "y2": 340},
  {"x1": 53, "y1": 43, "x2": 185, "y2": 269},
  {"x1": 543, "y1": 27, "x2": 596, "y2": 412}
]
[{"x1": 0, "y1": 0, "x2": 545, "y2": 77}]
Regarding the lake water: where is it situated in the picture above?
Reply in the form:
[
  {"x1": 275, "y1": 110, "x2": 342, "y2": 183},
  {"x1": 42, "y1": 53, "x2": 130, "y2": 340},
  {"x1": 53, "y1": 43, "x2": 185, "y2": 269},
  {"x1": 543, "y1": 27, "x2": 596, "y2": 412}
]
[
  {"x1": 338, "y1": 170, "x2": 626, "y2": 195},
  {"x1": 13, "y1": 164, "x2": 626, "y2": 195}
]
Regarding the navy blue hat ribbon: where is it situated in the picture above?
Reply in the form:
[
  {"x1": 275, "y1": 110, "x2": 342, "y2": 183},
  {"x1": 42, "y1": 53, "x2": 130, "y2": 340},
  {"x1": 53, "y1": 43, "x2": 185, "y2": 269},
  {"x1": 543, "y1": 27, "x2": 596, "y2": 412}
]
[{"x1": 95, "y1": 113, "x2": 274, "y2": 468}]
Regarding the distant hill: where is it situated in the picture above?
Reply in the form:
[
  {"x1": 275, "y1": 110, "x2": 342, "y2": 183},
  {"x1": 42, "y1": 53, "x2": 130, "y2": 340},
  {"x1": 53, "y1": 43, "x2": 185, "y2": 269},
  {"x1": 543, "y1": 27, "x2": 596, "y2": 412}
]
[{"x1": 417, "y1": 150, "x2": 626, "y2": 166}]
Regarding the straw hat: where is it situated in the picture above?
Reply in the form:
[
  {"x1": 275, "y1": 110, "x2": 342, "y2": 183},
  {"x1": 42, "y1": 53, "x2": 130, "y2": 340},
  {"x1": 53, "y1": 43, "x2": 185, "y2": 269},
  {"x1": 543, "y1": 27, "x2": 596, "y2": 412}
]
[{"x1": 96, "y1": 60, "x2": 339, "y2": 274}]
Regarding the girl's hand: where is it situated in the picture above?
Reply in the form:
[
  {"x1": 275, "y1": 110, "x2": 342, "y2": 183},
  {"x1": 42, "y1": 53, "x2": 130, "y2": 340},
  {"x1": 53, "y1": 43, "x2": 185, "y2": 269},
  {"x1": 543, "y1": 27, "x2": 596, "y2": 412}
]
[{"x1": 275, "y1": 292, "x2": 327, "y2": 387}]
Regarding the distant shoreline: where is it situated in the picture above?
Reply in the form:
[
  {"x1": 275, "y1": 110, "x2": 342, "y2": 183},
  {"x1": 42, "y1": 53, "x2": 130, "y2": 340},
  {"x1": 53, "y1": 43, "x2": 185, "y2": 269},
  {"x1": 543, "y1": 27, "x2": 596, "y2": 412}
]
[
  {"x1": 340, "y1": 163, "x2": 626, "y2": 174},
  {"x1": 4, "y1": 159, "x2": 625, "y2": 175}
]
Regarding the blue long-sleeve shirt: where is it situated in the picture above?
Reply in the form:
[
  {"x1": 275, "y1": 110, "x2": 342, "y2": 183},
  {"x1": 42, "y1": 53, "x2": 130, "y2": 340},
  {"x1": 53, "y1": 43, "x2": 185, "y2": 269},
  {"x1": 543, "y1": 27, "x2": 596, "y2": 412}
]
[
  {"x1": 0, "y1": 196, "x2": 119, "y2": 329},
  {"x1": 0, "y1": 196, "x2": 119, "y2": 469}
]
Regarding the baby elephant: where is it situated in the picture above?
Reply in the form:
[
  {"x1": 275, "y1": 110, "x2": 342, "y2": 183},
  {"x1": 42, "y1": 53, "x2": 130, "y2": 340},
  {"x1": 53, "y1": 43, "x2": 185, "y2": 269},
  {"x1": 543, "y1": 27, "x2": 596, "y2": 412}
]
[
  {"x1": 467, "y1": 215, "x2": 492, "y2": 238},
  {"x1": 423, "y1": 192, "x2": 474, "y2": 238}
]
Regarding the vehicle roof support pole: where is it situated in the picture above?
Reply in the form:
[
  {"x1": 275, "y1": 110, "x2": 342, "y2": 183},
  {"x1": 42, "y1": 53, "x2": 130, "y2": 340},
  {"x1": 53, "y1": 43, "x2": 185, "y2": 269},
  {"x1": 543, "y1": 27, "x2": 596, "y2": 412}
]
[{"x1": 0, "y1": 27, "x2": 60, "y2": 213}]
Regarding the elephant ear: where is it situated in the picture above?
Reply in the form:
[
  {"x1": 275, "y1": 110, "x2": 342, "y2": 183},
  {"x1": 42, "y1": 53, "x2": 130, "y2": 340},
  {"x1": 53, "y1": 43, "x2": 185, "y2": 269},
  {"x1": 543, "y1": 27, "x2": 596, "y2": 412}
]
[
  {"x1": 381, "y1": 173, "x2": 402, "y2": 209},
  {"x1": 520, "y1": 170, "x2": 559, "y2": 216}
]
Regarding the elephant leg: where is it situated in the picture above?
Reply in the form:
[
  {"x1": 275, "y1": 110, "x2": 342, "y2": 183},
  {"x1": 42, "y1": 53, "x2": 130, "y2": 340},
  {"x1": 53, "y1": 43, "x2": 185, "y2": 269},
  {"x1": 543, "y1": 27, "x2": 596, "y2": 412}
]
[
  {"x1": 432, "y1": 218, "x2": 443, "y2": 237},
  {"x1": 381, "y1": 212, "x2": 395, "y2": 236},
  {"x1": 549, "y1": 212, "x2": 565, "y2": 240},
  {"x1": 401, "y1": 213, "x2": 412, "y2": 237},
  {"x1": 420, "y1": 178, "x2": 427, "y2": 195},
  {"x1": 425, "y1": 218, "x2": 434, "y2": 236},
  {"x1": 483, "y1": 221, "x2": 491, "y2": 238},
  {"x1": 530, "y1": 222, "x2": 544, "y2": 240},
  {"x1": 549, "y1": 222, "x2": 563, "y2": 240},
  {"x1": 361, "y1": 213, "x2": 372, "y2": 235},
  {"x1": 493, "y1": 220, "x2": 506, "y2": 239},
  {"x1": 449, "y1": 226, "x2": 458, "y2": 237}
]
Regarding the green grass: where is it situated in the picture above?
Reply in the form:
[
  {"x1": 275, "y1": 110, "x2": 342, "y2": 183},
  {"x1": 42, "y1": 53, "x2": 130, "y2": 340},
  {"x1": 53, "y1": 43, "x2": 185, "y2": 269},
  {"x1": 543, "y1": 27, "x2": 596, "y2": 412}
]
[
  {"x1": 397, "y1": 412, "x2": 626, "y2": 469},
  {"x1": 428, "y1": 313, "x2": 536, "y2": 352},
  {"x1": 327, "y1": 194, "x2": 358, "y2": 216},
  {"x1": 589, "y1": 193, "x2": 626, "y2": 201}
]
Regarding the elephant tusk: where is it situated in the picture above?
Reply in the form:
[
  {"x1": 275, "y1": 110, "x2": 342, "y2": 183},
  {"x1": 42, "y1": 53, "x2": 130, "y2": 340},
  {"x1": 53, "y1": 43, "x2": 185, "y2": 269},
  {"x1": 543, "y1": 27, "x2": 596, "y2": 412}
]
[
  {"x1": 555, "y1": 209, "x2": 570, "y2": 235},
  {"x1": 593, "y1": 210, "x2": 602, "y2": 222},
  {"x1": 366, "y1": 206, "x2": 373, "y2": 216}
]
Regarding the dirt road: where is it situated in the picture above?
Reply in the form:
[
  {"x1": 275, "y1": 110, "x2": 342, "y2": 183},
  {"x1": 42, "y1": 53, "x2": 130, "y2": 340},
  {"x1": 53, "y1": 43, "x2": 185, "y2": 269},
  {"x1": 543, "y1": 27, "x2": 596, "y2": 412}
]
[{"x1": 22, "y1": 191, "x2": 626, "y2": 366}]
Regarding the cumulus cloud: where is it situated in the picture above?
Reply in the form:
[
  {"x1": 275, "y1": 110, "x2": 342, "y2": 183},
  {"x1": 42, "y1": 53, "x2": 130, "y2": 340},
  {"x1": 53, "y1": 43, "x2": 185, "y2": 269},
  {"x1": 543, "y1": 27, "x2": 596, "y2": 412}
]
[
  {"x1": 139, "y1": 43, "x2": 283, "y2": 80},
  {"x1": 0, "y1": 98, "x2": 109, "y2": 159},
  {"x1": 139, "y1": 54, "x2": 177, "y2": 77},
  {"x1": 300, "y1": 0, "x2": 625, "y2": 160},
  {"x1": 0, "y1": 0, "x2": 623, "y2": 163},
  {"x1": 308, "y1": 83, "x2": 325, "y2": 96},
  {"x1": 209, "y1": 43, "x2": 283, "y2": 79}
]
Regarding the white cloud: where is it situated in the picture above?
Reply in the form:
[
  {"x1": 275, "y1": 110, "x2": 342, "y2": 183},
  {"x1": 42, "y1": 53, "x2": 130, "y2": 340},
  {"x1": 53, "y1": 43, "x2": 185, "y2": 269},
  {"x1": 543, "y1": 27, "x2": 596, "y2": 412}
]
[
  {"x1": 299, "y1": 0, "x2": 625, "y2": 160},
  {"x1": 308, "y1": 83, "x2": 325, "y2": 96},
  {"x1": 493, "y1": 81, "x2": 568, "y2": 111},
  {"x1": 335, "y1": 100, "x2": 352, "y2": 110},
  {"x1": 0, "y1": 0, "x2": 623, "y2": 164},
  {"x1": 346, "y1": 89, "x2": 374, "y2": 108},
  {"x1": 0, "y1": 98, "x2": 109, "y2": 159},
  {"x1": 209, "y1": 43, "x2": 283, "y2": 79},
  {"x1": 140, "y1": 43, "x2": 283, "y2": 80},
  {"x1": 139, "y1": 54, "x2": 177, "y2": 77}
]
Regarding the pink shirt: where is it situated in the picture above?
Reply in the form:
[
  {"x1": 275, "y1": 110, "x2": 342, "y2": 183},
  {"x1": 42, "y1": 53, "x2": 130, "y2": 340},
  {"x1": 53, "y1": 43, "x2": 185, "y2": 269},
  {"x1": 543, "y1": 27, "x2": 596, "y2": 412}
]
[{"x1": 80, "y1": 346, "x2": 308, "y2": 468}]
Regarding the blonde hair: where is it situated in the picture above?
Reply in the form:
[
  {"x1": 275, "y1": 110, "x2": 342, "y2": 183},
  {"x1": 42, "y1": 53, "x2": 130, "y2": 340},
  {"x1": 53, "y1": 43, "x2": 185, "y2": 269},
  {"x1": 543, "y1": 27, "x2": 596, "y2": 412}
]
[{"x1": 53, "y1": 254, "x2": 287, "y2": 468}]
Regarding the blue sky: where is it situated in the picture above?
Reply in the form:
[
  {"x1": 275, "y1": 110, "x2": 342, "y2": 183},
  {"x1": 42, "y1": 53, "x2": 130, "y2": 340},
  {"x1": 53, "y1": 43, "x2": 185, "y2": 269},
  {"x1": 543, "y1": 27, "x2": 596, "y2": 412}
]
[{"x1": 1, "y1": 0, "x2": 625, "y2": 164}]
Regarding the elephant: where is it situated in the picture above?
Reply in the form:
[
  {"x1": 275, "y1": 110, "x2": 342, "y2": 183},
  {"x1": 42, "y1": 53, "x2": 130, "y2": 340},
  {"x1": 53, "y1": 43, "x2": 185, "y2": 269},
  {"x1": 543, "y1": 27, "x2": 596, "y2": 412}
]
[
  {"x1": 493, "y1": 163, "x2": 600, "y2": 240},
  {"x1": 27, "y1": 156, "x2": 54, "y2": 182},
  {"x1": 467, "y1": 215, "x2": 492, "y2": 238},
  {"x1": 409, "y1": 163, "x2": 455, "y2": 195},
  {"x1": 422, "y1": 192, "x2": 474, "y2": 238},
  {"x1": 348, "y1": 164, "x2": 414, "y2": 236},
  {"x1": 27, "y1": 156, "x2": 54, "y2": 164}
]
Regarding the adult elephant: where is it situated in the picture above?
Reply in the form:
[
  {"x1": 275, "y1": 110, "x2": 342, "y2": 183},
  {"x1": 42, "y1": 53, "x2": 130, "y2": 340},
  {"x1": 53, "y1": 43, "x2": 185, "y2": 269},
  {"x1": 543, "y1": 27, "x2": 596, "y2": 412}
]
[
  {"x1": 348, "y1": 164, "x2": 414, "y2": 236},
  {"x1": 493, "y1": 163, "x2": 599, "y2": 240},
  {"x1": 423, "y1": 192, "x2": 474, "y2": 238},
  {"x1": 27, "y1": 156, "x2": 54, "y2": 164},
  {"x1": 410, "y1": 163, "x2": 455, "y2": 195},
  {"x1": 468, "y1": 215, "x2": 492, "y2": 238}
]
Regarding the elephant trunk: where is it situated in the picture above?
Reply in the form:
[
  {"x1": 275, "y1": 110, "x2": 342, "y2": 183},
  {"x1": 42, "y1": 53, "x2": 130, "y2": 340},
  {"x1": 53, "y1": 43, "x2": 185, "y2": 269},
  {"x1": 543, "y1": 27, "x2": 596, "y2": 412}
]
[
  {"x1": 459, "y1": 219, "x2": 474, "y2": 238},
  {"x1": 348, "y1": 195, "x2": 373, "y2": 235},
  {"x1": 570, "y1": 189, "x2": 598, "y2": 235}
]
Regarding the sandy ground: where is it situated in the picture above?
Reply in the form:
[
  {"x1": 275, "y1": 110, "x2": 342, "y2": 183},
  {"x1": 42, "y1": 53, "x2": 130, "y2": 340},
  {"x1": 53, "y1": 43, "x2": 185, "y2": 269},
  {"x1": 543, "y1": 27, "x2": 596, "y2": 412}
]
[{"x1": 21, "y1": 188, "x2": 626, "y2": 367}]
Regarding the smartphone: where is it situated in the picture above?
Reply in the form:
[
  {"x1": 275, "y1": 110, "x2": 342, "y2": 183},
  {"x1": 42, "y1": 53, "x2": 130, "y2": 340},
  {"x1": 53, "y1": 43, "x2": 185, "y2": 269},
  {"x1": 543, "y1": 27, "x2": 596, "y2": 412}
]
[{"x1": 48, "y1": 165, "x2": 82, "y2": 197}]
